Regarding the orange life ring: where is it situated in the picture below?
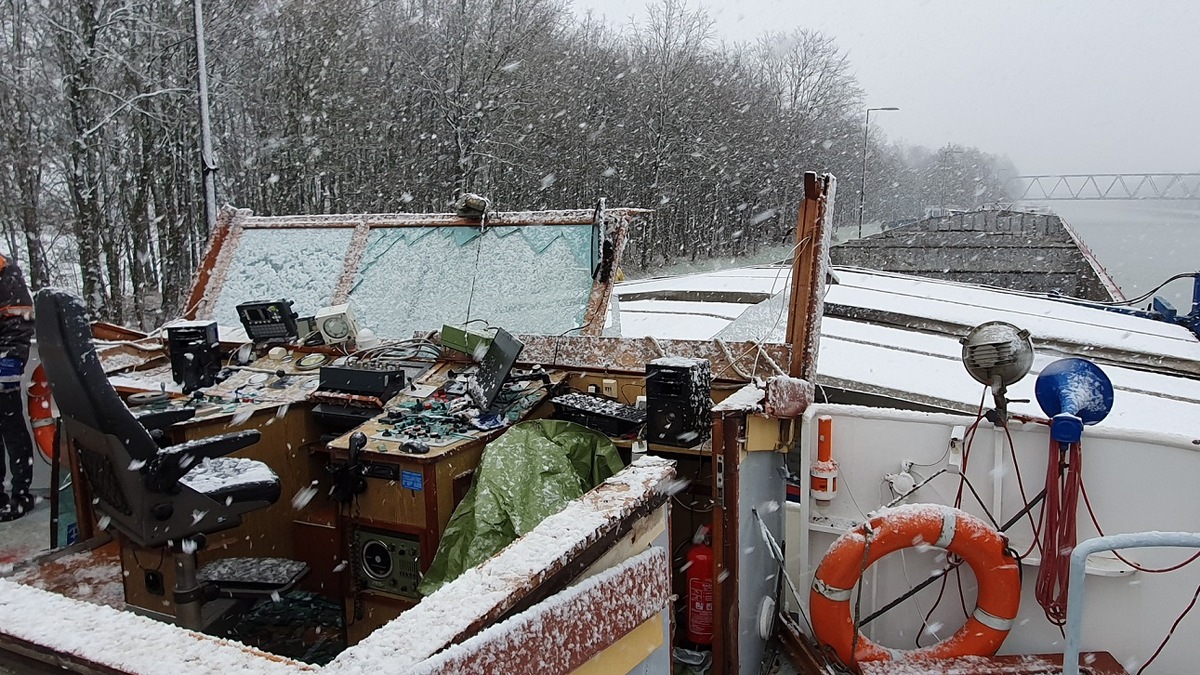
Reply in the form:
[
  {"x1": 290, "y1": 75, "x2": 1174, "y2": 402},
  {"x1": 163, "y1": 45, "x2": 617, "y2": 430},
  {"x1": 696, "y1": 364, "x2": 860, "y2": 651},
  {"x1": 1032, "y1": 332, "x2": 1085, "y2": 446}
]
[
  {"x1": 810, "y1": 503, "x2": 1020, "y2": 670},
  {"x1": 27, "y1": 364, "x2": 55, "y2": 460}
]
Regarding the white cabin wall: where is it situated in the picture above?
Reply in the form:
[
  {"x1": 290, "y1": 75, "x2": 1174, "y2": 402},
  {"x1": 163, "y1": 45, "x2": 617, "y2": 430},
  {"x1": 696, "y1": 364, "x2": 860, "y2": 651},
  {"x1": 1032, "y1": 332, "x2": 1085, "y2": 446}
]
[
  {"x1": 738, "y1": 449, "x2": 787, "y2": 673},
  {"x1": 787, "y1": 403, "x2": 1200, "y2": 674}
]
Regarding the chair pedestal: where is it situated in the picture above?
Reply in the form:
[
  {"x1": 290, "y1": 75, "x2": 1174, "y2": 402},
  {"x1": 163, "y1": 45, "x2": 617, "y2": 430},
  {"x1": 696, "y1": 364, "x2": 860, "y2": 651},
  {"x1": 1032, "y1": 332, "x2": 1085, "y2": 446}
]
[{"x1": 172, "y1": 541, "x2": 207, "y2": 631}]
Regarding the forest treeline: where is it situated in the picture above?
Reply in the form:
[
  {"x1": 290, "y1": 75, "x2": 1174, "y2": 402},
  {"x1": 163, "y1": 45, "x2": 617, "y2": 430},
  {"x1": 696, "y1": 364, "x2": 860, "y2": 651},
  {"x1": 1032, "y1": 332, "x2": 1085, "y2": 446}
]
[{"x1": 0, "y1": 0, "x2": 1015, "y2": 328}]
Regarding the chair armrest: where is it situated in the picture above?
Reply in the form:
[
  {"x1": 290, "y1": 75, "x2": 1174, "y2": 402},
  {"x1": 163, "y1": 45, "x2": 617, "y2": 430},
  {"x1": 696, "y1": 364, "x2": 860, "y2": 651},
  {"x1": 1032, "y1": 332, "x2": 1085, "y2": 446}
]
[
  {"x1": 144, "y1": 430, "x2": 262, "y2": 493},
  {"x1": 134, "y1": 407, "x2": 196, "y2": 431}
]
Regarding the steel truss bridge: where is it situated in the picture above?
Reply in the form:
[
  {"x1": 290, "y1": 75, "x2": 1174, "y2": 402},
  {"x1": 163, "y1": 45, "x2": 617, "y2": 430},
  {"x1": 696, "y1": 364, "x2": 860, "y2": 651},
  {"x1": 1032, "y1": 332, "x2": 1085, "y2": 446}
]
[{"x1": 1008, "y1": 173, "x2": 1200, "y2": 201}]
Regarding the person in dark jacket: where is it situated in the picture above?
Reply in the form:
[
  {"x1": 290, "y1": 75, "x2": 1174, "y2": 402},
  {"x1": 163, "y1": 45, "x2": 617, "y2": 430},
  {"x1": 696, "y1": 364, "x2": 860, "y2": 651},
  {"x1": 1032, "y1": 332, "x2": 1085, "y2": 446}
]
[{"x1": 0, "y1": 254, "x2": 35, "y2": 521}]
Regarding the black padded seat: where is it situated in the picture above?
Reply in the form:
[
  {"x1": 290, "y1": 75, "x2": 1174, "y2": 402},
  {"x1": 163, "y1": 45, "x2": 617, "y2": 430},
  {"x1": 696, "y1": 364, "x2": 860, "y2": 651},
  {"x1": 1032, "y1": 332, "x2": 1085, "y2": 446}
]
[
  {"x1": 35, "y1": 288, "x2": 307, "y2": 631},
  {"x1": 34, "y1": 288, "x2": 280, "y2": 547},
  {"x1": 179, "y1": 457, "x2": 282, "y2": 508}
]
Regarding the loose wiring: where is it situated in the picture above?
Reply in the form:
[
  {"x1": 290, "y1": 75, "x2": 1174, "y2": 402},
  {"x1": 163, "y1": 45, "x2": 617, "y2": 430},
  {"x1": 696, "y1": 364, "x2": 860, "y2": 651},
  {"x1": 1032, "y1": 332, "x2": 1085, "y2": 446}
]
[{"x1": 1137, "y1": 582, "x2": 1200, "y2": 675}]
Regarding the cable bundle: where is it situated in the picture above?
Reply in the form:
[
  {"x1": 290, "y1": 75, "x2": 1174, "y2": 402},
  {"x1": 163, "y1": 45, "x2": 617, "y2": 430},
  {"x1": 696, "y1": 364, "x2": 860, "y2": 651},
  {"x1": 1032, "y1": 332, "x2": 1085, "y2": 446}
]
[{"x1": 1034, "y1": 438, "x2": 1082, "y2": 626}]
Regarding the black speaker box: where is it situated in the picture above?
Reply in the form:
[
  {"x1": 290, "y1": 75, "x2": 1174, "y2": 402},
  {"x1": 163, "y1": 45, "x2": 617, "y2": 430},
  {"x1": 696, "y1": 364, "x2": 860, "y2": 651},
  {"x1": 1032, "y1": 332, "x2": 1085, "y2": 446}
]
[
  {"x1": 645, "y1": 357, "x2": 712, "y2": 447},
  {"x1": 165, "y1": 322, "x2": 220, "y2": 393}
]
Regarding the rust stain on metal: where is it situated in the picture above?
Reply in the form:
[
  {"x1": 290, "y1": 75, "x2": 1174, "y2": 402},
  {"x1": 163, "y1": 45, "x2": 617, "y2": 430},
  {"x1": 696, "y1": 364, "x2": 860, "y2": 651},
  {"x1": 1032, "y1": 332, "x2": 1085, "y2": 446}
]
[
  {"x1": 331, "y1": 217, "x2": 372, "y2": 305},
  {"x1": 581, "y1": 207, "x2": 636, "y2": 337},
  {"x1": 183, "y1": 205, "x2": 240, "y2": 319},
  {"x1": 232, "y1": 208, "x2": 649, "y2": 229},
  {"x1": 786, "y1": 172, "x2": 836, "y2": 380}
]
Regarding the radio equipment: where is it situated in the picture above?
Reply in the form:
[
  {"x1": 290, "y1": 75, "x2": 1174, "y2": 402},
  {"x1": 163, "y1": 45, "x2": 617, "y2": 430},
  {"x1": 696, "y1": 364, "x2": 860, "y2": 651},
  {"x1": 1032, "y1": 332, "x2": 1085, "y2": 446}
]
[
  {"x1": 165, "y1": 321, "x2": 220, "y2": 393},
  {"x1": 318, "y1": 364, "x2": 406, "y2": 402},
  {"x1": 235, "y1": 299, "x2": 298, "y2": 342},
  {"x1": 551, "y1": 393, "x2": 646, "y2": 437},
  {"x1": 352, "y1": 528, "x2": 421, "y2": 598},
  {"x1": 645, "y1": 357, "x2": 712, "y2": 448}
]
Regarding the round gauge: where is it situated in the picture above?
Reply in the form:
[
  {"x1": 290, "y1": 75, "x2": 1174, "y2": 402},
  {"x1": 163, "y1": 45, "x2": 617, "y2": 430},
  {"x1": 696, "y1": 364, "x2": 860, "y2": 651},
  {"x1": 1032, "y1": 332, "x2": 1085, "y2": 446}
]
[
  {"x1": 323, "y1": 316, "x2": 350, "y2": 340},
  {"x1": 361, "y1": 540, "x2": 393, "y2": 580},
  {"x1": 295, "y1": 353, "x2": 329, "y2": 371}
]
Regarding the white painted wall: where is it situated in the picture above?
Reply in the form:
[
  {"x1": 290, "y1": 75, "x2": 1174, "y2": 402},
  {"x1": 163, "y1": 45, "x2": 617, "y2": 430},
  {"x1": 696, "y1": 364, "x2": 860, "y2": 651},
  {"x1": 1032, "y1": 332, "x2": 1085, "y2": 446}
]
[{"x1": 787, "y1": 403, "x2": 1200, "y2": 674}]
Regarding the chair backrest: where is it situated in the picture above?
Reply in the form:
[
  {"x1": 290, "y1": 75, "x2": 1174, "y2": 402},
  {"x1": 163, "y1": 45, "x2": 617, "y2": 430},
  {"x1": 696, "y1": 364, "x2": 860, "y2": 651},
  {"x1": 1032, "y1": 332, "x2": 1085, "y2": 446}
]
[
  {"x1": 35, "y1": 289, "x2": 157, "y2": 457},
  {"x1": 34, "y1": 289, "x2": 230, "y2": 547}
]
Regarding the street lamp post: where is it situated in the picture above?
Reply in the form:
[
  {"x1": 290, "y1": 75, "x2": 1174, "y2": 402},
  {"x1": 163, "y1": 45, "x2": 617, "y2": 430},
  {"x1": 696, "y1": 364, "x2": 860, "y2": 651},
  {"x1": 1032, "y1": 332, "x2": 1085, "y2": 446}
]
[{"x1": 857, "y1": 106, "x2": 899, "y2": 239}]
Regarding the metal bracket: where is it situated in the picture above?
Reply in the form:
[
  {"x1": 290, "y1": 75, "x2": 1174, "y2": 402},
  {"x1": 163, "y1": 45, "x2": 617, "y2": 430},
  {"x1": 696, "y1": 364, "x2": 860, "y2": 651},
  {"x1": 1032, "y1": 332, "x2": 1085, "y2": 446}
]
[{"x1": 715, "y1": 454, "x2": 725, "y2": 507}]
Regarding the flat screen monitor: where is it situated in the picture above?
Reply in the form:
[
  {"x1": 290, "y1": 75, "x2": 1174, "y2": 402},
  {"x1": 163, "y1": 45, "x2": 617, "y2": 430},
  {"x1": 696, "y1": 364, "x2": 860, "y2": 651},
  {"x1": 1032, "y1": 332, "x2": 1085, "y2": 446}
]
[{"x1": 470, "y1": 327, "x2": 524, "y2": 413}]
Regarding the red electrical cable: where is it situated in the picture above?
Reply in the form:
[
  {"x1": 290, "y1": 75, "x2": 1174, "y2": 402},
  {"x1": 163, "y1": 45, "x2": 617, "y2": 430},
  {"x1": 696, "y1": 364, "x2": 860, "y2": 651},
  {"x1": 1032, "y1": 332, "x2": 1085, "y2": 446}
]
[
  {"x1": 1079, "y1": 478, "x2": 1200, "y2": 574},
  {"x1": 1034, "y1": 439, "x2": 1081, "y2": 627},
  {"x1": 925, "y1": 388, "x2": 987, "y2": 627},
  {"x1": 1136, "y1": 581, "x2": 1200, "y2": 675},
  {"x1": 1004, "y1": 425, "x2": 1044, "y2": 558}
]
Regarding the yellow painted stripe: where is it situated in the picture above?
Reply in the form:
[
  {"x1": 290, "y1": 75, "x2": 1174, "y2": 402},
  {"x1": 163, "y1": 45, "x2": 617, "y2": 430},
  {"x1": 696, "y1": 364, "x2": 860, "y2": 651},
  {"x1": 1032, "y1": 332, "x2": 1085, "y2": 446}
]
[{"x1": 571, "y1": 612, "x2": 664, "y2": 675}]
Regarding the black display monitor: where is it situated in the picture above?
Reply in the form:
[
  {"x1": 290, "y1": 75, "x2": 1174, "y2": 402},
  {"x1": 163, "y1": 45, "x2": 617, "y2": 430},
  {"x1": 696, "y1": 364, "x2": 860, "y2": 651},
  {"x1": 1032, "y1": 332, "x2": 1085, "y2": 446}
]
[
  {"x1": 235, "y1": 299, "x2": 298, "y2": 342},
  {"x1": 469, "y1": 327, "x2": 524, "y2": 413}
]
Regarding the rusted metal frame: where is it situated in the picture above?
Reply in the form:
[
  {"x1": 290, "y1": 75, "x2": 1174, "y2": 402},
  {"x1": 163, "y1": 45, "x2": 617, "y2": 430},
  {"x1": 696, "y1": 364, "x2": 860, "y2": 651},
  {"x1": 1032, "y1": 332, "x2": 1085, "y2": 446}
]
[
  {"x1": 90, "y1": 322, "x2": 150, "y2": 342},
  {"x1": 496, "y1": 491, "x2": 668, "y2": 623},
  {"x1": 776, "y1": 611, "x2": 835, "y2": 675},
  {"x1": 183, "y1": 206, "x2": 645, "y2": 324},
  {"x1": 711, "y1": 411, "x2": 744, "y2": 675},
  {"x1": 786, "y1": 172, "x2": 835, "y2": 380},
  {"x1": 619, "y1": 289, "x2": 775, "y2": 304},
  {"x1": 182, "y1": 205, "x2": 240, "y2": 319},
  {"x1": 64, "y1": 433, "x2": 95, "y2": 542},
  {"x1": 188, "y1": 206, "x2": 247, "y2": 319},
  {"x1": 859, "y1": 651, "x2": 1126, "y2": 675},
  {"x1": 517, "y1": 334, "x2": 791, "y2": 383},
  {"x1": 235, "y1": 208, "x2": 646, "y2": 229},
  {"x1": 330, "y1": 217, "x2": 372, "y2": 305},
  {"x1": 415, "y1": 547, "x2": 671, "y2": 674},
  {"x1": 581, "y1": 207, "x2": 634, "y2": 337}
]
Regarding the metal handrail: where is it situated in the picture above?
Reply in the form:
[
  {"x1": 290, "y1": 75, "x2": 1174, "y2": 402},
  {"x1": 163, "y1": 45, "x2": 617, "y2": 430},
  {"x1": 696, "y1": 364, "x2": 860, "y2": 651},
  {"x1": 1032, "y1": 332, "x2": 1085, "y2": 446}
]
[{"x1": 1064, "y1": 531, "x2": 1200, "y2": 675}]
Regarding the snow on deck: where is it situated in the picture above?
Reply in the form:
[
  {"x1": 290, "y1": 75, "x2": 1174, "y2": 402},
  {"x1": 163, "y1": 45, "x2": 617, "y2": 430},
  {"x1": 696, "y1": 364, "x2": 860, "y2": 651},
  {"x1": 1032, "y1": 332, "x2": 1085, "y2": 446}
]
[
  {"x1": 615, "y1": 265, "x2": 1200, "y2": 439},
  {"x1": 0, "y1": 579, "x2": 315, "y2": 674}
]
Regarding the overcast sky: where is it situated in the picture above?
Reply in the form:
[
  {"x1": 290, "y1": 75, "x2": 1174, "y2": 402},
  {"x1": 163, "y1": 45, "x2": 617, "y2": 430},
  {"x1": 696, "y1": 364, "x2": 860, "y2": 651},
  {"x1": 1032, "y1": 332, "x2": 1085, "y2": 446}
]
[{"x1": 570, "y1": 0, "x2": 1200, "y2": 176}]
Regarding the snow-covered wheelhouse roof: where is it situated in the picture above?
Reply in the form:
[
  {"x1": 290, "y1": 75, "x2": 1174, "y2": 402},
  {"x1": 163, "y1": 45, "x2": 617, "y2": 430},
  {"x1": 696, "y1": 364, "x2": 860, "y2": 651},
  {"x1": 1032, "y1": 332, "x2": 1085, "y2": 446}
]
[{"x1": 617, "y1": 265, "x2": 1200, "y2": 440}]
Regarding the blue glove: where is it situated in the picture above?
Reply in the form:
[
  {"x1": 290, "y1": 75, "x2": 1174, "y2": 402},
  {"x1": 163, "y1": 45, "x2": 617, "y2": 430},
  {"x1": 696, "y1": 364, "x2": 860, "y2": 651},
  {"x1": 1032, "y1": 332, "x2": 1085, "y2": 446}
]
[{"x1": 0, "y1": 356, "x2": 23, "y2": 391}]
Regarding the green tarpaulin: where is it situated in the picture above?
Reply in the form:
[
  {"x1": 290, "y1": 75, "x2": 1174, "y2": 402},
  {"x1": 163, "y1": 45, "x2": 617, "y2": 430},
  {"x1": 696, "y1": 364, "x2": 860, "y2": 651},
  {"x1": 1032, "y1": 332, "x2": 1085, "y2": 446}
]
[{"x1": 418, "y1": 419, "x2": 625, "y2": 595}]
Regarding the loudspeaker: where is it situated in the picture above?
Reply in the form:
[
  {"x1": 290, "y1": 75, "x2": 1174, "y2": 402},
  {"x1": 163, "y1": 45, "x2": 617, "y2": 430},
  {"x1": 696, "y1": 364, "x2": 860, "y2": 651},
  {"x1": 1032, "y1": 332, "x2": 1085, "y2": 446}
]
[
  {"x1": 646, "y1": 357, "x2": 712, "y2": 448},
  {"x1": 353, "y1": 528, "x2": 421, "y2": 598}
]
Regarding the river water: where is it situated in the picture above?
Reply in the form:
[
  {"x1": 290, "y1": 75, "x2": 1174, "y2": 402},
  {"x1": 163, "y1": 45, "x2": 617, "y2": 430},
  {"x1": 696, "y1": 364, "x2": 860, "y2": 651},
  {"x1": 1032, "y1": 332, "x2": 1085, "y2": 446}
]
[{"x1": 1025, "y1": 200, "x2": 1200, "y2": 308}]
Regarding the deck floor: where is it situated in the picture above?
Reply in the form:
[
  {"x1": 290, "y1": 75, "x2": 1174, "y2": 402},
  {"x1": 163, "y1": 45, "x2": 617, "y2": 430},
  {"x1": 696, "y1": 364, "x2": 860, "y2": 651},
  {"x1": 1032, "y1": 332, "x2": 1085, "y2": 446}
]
[{"x1": 0, "y1": 492, "x2": 51, "y2": 569}]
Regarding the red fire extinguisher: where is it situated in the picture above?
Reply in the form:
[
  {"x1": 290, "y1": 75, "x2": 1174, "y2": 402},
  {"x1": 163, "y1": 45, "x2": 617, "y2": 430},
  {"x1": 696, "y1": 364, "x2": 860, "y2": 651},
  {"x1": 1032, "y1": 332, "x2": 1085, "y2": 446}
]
[{"x1": 686, "y1": 525, "x2": 714, "y2": 646}]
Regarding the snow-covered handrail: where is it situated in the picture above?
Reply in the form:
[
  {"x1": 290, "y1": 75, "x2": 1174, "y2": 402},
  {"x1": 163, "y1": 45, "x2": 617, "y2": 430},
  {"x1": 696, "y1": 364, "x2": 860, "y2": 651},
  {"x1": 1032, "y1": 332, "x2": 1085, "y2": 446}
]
[{"x1": 1063, "y1": 531, "x2": 1200, "y2": 675}]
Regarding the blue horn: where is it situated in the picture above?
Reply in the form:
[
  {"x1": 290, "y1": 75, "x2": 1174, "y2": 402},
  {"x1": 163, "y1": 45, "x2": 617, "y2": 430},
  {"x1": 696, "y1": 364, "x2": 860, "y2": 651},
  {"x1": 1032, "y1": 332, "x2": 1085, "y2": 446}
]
[{"x1": 1034, "y1": 358, "x2": 1114, "y2": 443}]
